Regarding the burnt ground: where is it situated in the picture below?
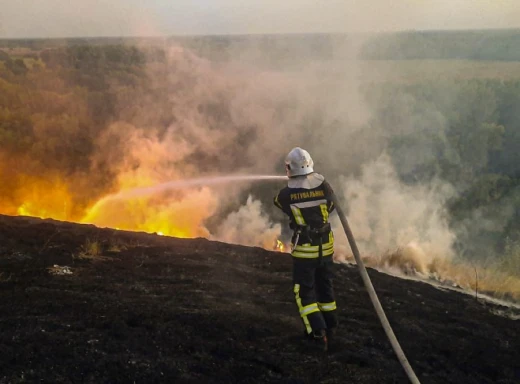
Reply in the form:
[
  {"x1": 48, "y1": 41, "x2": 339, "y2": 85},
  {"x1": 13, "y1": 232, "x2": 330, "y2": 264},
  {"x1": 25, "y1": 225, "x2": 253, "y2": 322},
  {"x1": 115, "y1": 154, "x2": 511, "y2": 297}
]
[{"x1": 0, "y1": 214, "x2": 518, "y2": 384}]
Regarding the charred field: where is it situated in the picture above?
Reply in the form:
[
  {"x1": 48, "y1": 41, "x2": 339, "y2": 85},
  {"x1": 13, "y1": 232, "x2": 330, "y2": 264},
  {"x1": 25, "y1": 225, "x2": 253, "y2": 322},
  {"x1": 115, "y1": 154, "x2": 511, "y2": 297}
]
[{"x1": 0, "y1": 213, "x2": 519, "y2": 384}]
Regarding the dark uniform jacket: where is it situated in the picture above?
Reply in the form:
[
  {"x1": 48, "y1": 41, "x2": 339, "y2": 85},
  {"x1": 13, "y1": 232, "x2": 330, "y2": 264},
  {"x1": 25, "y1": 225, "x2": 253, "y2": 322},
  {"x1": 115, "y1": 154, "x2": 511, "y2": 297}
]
[{"x1": 274, "y1": 173, "x2": 335, "y2": 259}]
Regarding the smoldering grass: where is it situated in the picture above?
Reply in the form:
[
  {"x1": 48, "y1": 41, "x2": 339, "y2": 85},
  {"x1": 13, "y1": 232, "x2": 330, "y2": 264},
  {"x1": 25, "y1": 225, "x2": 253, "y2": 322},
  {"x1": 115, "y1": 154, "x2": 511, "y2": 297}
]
[{"x1": 73, "y1": 238, "x2": 111, "y2": 261}]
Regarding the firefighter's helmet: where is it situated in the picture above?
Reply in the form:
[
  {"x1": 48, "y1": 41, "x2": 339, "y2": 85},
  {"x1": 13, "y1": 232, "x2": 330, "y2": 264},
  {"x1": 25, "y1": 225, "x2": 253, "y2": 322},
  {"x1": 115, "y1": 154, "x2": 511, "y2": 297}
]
[{"x1": 285, "y1": 147, "x2": 314, "y2": 177}]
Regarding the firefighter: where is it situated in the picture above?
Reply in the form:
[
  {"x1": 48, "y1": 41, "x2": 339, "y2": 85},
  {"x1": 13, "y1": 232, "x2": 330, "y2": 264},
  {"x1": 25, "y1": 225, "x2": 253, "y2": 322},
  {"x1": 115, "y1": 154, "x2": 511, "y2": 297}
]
[{"x1": 274, "y1": 147, "x2": 338, "y2": 352}]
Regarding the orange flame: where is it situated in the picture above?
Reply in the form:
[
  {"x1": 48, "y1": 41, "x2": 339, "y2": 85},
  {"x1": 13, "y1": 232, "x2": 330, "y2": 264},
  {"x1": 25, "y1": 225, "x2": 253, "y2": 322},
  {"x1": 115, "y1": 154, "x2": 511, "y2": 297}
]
[
  {"x1": 79, "y1": 186, "x2": 217, "y2": 238},
  {"x1": 13, "y1": 177, "x2": 73, "y2": 221},
  {"x1": 275, "y1": 239, "x2": 286, "y2": 252},
  {"x1": 3, "y1": 173, "x2": 217, "y2": 239}
]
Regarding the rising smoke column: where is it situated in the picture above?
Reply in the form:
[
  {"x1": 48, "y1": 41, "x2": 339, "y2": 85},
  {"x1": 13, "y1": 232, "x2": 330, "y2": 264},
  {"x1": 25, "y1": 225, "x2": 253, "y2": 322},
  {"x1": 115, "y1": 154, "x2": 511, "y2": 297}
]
[{"x1": 332, "y1": 155, "x2": 456, "y2": 274}]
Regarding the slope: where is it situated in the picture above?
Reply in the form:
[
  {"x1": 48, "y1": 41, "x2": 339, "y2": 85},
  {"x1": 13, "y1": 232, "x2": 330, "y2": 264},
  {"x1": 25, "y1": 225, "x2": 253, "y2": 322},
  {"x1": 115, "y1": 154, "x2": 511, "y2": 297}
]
[{"x1": 0, "y1": 214, "x2": 518, "y2": 383}]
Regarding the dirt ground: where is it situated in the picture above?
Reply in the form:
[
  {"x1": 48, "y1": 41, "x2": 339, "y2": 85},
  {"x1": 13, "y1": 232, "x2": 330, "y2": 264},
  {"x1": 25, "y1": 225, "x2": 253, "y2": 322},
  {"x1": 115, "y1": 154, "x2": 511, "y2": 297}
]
[{"x1": 0, "y1": 214, "x2": 518, "y2": 384}]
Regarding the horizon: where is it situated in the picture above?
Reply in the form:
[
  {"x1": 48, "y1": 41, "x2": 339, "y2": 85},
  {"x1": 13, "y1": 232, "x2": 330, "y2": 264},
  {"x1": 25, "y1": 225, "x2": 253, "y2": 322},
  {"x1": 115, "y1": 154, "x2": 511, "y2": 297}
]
[{"x1": 3, "y1": 27, "x2": 520, "y2": 41}]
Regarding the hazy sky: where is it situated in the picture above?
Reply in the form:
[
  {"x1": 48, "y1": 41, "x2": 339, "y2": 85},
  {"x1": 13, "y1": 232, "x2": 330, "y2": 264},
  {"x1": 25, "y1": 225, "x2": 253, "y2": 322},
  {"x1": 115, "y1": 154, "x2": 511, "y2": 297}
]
[{"x1": 1, "y1": 0, "x2": 520, "y2": 38}]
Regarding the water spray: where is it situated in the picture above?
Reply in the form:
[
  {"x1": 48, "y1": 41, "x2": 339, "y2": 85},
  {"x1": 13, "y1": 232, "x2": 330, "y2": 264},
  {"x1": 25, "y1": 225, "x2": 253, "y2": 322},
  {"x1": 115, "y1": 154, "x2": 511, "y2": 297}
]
[
  {"x1": 331, "y1": 191, "x2": 421, "y2": 384},
  {"x1": 105, "y1": 175, "x2": 288, "y2": 201},
  {"x1": 81, "y1": 174, "x2": 289, "y2": 229}
]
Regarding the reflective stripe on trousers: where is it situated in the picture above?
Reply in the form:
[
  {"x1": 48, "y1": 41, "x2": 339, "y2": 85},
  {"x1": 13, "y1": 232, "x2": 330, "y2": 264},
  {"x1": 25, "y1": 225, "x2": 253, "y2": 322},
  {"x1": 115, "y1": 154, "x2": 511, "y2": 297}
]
[
  {"x1": 318, "y1": 301, "x2": 337, "y2": 311},
  {"x1": 294, "y1": 284, "x2": 318, "y2": 334}
]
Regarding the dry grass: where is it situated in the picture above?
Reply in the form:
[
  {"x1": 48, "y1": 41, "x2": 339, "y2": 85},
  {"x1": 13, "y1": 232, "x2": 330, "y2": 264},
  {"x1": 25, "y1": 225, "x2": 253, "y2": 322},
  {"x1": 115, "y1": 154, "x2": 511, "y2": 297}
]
[
  {"x1": 338, "y1": 246, "x2": 520, "y2": 303},
  {"x1": 74, "y1": 239, "x2": 110, "y2": 261},
  {"x1": 106, "y1": 237, "x2": 130, "y2": 253},
  {"x1": 391, "y1": 250, "x2": 520, "y2": 303}
]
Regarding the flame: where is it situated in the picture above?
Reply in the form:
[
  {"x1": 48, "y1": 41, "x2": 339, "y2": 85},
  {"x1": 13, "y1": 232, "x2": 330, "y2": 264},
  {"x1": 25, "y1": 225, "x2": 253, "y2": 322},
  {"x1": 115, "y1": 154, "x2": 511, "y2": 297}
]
[
  {"x1": 79, "y1": 186, "x2": 218, "y2": 238},
  {"x1": 13, "y1": 177, "x2": 73, "y2": 221},
  {"x1": 275, "y1": 239, "x2": 286, "y2": 252},
  {"x1": 2, "y1": 172, "x2": 218, "y2": 239}
]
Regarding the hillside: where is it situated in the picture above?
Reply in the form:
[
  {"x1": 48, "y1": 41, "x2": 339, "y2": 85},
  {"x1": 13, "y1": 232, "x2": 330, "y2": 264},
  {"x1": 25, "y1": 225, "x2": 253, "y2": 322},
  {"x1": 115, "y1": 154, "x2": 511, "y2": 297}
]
[{"x1": 0, "y1": 214, "x2": 518, "y2": 383}]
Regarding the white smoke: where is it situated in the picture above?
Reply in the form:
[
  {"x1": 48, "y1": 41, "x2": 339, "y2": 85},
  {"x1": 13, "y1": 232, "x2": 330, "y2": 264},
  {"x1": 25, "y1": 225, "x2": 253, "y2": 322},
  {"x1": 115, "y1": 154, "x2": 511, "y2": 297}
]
[
  {"x1": 332, "y1": 154, "x2": 457, "y2": 273},
  {"x1": 214, "y1": 195, "x2": 282, "y2": 248},
  {"x1": 84, "y1": 43, "x2": 459, "y2": 267}
]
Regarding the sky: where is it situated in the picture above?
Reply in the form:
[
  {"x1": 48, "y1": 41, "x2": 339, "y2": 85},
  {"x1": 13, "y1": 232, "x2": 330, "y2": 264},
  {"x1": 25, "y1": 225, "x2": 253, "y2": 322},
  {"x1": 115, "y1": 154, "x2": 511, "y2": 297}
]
[{"x1": 1, "y1": 0, "x2": 520, "y2": 38}]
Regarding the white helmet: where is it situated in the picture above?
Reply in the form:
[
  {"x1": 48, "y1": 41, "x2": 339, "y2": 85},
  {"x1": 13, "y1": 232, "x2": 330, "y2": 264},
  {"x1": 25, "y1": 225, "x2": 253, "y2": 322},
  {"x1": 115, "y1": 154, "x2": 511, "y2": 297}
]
[{"x1": 285, "y1": 147, "x2": 314, "y2": 177}]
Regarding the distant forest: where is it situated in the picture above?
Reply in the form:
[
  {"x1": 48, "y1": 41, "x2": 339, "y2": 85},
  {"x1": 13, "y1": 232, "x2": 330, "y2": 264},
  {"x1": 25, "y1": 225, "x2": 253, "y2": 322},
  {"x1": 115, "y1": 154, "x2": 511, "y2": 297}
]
[
  {"x1": 1, "y1": 31, "x2": 520, "y2": 275},
  {"x1": 361, "y1": 29, "x2": 520, "y2": 61},
  {"x1": 3, "y1": 29, "x2": 520, "y2": 62}
]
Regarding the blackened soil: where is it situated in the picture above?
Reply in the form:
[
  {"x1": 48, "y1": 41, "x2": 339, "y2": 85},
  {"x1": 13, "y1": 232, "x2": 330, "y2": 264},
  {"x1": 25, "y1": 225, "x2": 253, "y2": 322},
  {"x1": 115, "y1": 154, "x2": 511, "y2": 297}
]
[{"x1": 0, "y1": 214, "x2": 518, "y2": 383}]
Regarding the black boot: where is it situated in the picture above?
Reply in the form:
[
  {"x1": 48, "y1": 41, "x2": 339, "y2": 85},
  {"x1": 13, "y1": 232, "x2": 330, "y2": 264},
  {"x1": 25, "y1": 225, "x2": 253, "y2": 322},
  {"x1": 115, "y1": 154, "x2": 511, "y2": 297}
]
[
  {"x1": 326, "y1": 328, "x2": 337, "y2": 352},
  {"x1": 311, "y1": 329, "x2": 328, "y2": 352}
]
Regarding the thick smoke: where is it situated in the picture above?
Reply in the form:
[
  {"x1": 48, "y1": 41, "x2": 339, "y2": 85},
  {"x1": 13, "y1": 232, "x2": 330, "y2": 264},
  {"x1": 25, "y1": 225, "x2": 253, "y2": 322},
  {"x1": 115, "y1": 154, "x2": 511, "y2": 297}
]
[
  {"x1": 213, "y1": 196, "x2": 282, "y2": 249},
  {"x1": 333, "y1": 155, "x2": 456, "y2": 270},
  {"x1": 79, "y1": 44, "x2": 333, "y2": 239},
  {"x1": 88, "y1": 40, "x2": 459, "y2": 274}
]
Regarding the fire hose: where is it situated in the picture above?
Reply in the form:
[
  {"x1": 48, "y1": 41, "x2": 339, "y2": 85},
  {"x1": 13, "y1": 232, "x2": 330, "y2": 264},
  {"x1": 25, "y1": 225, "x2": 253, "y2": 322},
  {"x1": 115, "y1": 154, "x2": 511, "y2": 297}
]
[{"x1": 331, "y1": 192, "x2": 421, "y2": 384}]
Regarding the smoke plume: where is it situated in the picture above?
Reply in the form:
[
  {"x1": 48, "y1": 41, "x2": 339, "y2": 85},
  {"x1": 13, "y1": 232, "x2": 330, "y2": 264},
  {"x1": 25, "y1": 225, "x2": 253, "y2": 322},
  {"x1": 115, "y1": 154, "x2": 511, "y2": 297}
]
[{"x1": 333, "y1": 155, "x2": 456, "y2": 272}]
